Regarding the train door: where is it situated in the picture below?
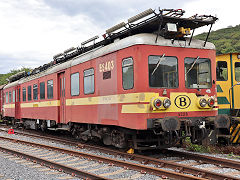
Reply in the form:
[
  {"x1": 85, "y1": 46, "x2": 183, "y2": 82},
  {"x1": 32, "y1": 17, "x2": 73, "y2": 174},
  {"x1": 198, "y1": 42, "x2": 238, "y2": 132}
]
[
  {"x1": 216, "y1": 57, "x2": 232, "y2": 114},
  {"x1": 58, "y1": 72, "x2": 66, "y2": 124},
  {"x1": 232, "y1": 55, "x2": 240, "y2": 112},
  {"x1": 15, "y1": 86, "x2": 21, "y2": 119}
]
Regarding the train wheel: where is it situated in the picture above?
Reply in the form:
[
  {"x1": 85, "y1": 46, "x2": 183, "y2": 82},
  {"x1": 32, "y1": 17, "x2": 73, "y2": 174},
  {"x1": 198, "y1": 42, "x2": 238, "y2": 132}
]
[
  {"x1": 40, "y1": 121, "x2": 47, "y2": 132},
  {"x1": 111, "y1": 130, "x2": 127, "y2": 148}
]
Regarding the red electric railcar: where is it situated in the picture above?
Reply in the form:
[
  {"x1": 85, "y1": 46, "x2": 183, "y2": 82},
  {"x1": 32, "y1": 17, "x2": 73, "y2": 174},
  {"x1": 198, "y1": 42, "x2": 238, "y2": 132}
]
[{"x1": 1, "y1": 9, "x2": 229, "y2": 149}]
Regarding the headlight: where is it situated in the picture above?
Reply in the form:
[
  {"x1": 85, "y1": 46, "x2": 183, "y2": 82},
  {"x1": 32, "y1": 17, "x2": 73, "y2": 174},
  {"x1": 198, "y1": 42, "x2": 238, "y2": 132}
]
[
  {"x1": 208, "y1": 98, "x2": 215, "y2": 107},
  {"x1": 199, "y1": 98, "x2": 207, "y2": 107},
  {"x1": 154, "y1": 99, "x2": 162, "y2": 109},
  {"x1": 163, "y1": 98, "x2": 171, "y2": 108}
]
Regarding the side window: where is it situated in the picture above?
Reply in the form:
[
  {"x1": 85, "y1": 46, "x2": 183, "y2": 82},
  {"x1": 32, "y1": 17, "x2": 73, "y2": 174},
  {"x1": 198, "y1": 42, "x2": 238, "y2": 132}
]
[
  {"x1": 22, "y1": 88, "x2": 26, "y2": 102},
  {"x1": 122, "y1": 58, "x2": 134, "y2": 90},
  {"x1": 13, "y1": 90, "x2": 15, "y2": 103},
  {"x1": 47, "y1": 80, "x2": 53, "y2": 99},
  {"x1": 6, "y1": 92, "x2": 8, "y2": 103},
  {"x1": 33, "y1": 84, "x2": 38, "y2": 100},
  {"x1": 9, "y1": 91, "x2": 12, "y2": 103},
  {"x1": 84, "y1": 68, "x2": 94, "y2": 94},
  {"x1": 71, "y1": 73, "x2": 79, "y2": 96},
  {"x1": 40, "y1": 82, "x2": 45, "y2": 100},
  {"x1": 216, "y1": 61, "x2": 228, "y2": 81},
  {"x1": 235, "y1": 62, "x2": 240, "y2": 82},
  {"x1": 16, "y1": 90, "x2": 18, "y2": 102},
  {"x1": 28, "y1": 85, "x2": 32, "y2": 101}
]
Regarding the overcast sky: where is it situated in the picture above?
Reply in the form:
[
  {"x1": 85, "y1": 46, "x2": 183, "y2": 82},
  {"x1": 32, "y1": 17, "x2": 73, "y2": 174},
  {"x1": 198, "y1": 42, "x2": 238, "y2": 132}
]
[{"x1": 0, "y1": 0, "x2": 239, "y2": 73}]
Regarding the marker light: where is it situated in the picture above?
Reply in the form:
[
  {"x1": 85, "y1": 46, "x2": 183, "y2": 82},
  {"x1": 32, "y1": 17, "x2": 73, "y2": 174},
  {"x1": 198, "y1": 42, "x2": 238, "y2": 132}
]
[
  {"x1": 154, "y1": 99, "x2": 162, "y2": 109},
  {"x1": 199, "y1": 98, "x2": 207, "y2": 107},
  {"x1": 208, "y1": 98, "x2": 215, "y2": 107},
  {"x1": 163, "y1": 98, "x2": 171, "y2": 108}
]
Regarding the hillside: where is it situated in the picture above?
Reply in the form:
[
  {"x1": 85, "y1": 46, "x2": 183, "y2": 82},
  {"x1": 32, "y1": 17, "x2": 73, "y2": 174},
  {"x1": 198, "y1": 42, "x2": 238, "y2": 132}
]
[
  {"x1": 0, "y1": 68, "x2": 31, "y2": 86},
  {"x1": 195, "y1": 24, "x2": 240, "y2": 55}
]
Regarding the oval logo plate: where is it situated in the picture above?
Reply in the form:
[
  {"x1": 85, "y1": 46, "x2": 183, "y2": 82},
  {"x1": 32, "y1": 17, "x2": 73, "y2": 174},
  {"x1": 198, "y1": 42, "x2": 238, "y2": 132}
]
[{"x1": 174, "y1": 95, "x2": 191, "y2": 109}]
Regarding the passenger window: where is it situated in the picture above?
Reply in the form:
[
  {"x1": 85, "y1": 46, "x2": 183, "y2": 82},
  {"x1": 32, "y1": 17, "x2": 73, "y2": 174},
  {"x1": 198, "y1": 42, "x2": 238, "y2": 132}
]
[
  {"x1": 149, "y1": 55, "x2": 178, "y2": 88},
  {"x1": 235, "y1": 62, "x2": 240, "y2": 81},
  {"x1": 84, "y1": 69, "x2": 94, "y2": 94},
  {"x1": 122, "y1": 58, "x2": 134, "y2": 90},
  {"x1": 9, "y1": 91, "x2": 12, "y2": 103},
  {"x1": 71, "y1": 73, "x2": 80, "y2": 96},
  {"x1": 6, "y1": 92, "x2": 8, "y2": 103},
  {"x1": 16, "y1": 90, "x2": 18, "y2": 102},
  {"x1": 13, "y1": 90, "x2": 15, "y2": 103},
  {"x1": 28, "y1": 85, "x2": 32, "y2": 101},
  {"x1": 216, "y1": 61, "x2": 228, "y2": 81},
  {"x1": 33, "y1": 84, "x2": 38, "y2": 100},
  {"x1": 22, "y1": 88, "x2": 26, "y2": 102},
  {"x1": 40, "y1": 82, "x2": 45, "y2": 100},
  {"x1": 47, "y1": 80, "x2": 53, "y2": 99}
]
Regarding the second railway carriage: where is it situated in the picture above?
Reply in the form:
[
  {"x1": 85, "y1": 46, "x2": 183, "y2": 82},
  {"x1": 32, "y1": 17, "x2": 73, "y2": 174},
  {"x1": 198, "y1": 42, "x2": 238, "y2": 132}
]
[
  {"x1": 216, "y1": 53, "x2": 240, "y2": 143},
  {"x1": 2, "y1": 8, "x2": 226, "y2": 149}
]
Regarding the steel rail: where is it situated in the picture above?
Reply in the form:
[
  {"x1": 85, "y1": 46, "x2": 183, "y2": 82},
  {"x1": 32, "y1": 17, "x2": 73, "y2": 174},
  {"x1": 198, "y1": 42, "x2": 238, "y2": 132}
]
[
  {"x1": 0, "y1": 128, "x2": 239, "y2": 180},
  {"x1": 166, "y1": 149, "x2": 240, "y2": 171},
  {"x1": 0, "y1": 136, "x2": 205, "y2": 180},
  {"x1": 0, "y1": 145, "x2": 109, "y2": 180}
]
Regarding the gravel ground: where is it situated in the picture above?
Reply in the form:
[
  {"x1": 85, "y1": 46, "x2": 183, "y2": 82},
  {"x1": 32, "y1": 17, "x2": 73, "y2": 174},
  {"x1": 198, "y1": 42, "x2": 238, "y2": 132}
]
[{"x1": 0, "y1": 151, "x2": 81, "y2": 180}]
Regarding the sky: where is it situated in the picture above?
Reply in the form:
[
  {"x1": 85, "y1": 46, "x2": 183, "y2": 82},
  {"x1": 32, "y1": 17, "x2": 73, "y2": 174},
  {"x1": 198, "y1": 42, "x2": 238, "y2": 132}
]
[{"x1": 0, "y1": 0, "x2": 240, "y2": 73}]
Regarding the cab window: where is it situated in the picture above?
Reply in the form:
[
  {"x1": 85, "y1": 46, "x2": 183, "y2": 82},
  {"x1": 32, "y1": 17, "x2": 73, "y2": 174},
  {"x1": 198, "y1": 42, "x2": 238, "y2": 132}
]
[
  {"x1": 149, "y1": 55, "x2": 178, "y2": 88},
  {"x1": 235, "y1": 62, "x2": 240, "y2": 81},
  {"x1": 185, "y1": 57, "x2": 211, "y2": 89},
  {"x1": 216, "y1": 61, "x2": 228, "y2": 81},
  {"x1": 122, "y1": 58, "x2": 134, "y2": 90}
]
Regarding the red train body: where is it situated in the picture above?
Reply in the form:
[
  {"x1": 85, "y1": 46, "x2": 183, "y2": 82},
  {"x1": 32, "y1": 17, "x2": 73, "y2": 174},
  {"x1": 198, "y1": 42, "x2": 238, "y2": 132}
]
[{"x1": 1, "y1": 9, "x2": 227, "y2": 149}]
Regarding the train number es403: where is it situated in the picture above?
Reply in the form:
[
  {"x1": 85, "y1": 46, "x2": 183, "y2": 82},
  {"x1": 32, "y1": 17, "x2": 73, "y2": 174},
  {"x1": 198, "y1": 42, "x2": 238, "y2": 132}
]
[{"x1": 99, "y1": 60, "x2": 114, "y2": 72}]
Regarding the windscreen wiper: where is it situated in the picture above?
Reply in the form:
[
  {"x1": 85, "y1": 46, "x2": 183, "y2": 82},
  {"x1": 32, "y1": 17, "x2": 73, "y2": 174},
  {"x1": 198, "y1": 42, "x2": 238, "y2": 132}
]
[
  {"x1": 151, "y1": 54, "x2": 165, "y2": 76},
  {"x1": 185, "y1": 56, "x2": 200, "y2": 75}
]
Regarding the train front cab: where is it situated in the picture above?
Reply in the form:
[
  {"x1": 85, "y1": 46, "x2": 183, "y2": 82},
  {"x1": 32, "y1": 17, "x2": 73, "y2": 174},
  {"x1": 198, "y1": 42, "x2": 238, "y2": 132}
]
[
  {"x1": 216, "y1": 53, "x2": 240, "y2": 144},
  {"x1": 112, "y1": 36, "x2": 220, "y2": 149}
]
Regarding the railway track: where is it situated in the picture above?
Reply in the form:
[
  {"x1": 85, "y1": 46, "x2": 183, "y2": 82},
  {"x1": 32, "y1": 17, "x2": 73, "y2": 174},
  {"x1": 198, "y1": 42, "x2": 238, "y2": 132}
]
[
  {"x1": 0, "y1": 127, "x2": 239, "y2": 179},
  {"x1": 0, "y1": 135, "x2": 205, "y2": 180}
]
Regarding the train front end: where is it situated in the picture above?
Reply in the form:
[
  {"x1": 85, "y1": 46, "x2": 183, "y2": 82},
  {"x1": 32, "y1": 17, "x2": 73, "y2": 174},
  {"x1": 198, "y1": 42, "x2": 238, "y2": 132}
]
[
  {"x1": 145, "y1": 42, "x2": 220, "y2": 147},
  {"x1": 114, "y1": 9, "x2": 224, "y2": 150}
]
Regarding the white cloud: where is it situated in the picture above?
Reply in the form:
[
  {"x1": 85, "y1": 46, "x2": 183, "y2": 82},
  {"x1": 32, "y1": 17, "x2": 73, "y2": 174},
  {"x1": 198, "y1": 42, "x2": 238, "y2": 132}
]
[
  {"x1": 183, "y1": 0, "x2": 240, "y2": 34},
  {"x1": 0, "y1": 0, "x2": 102, "y2": 72}
]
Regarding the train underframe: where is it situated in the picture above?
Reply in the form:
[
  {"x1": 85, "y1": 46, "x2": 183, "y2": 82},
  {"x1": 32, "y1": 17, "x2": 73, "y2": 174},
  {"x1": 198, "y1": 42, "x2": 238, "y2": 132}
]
[{"x1": 2, "y1": 114, "x2": 230, "y2": 150}]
